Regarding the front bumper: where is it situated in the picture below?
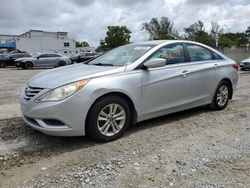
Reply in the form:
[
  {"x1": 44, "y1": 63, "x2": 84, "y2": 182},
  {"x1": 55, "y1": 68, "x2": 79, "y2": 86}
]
[{"x1": 20, "y1": 93, "x2": 90, "y2": 136}]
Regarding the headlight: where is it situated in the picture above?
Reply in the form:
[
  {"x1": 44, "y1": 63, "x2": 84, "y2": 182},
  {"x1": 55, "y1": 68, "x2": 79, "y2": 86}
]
[{"x1": 35, "y1": 80, "x2": 90, "y2": 102}]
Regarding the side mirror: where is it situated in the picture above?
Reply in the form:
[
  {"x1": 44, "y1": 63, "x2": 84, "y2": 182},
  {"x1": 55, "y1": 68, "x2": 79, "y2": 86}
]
[
  {"x1": 37, "y1": 57, "x2": 40, "y2": 59},
  {"x1": 143, "y1": 58, "x2": 166, "y2": 68}
]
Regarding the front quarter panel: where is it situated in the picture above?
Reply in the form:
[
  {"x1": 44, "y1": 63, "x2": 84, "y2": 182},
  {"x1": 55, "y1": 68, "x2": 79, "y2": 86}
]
[{"x1": 75, "y1": 71, "x2": 142, "y2": 120}]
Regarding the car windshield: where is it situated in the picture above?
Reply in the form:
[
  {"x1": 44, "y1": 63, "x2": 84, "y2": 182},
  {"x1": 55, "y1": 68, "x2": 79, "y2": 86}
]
[
  {"x1": 88, "y1": 44, "x2": 155, "y2": 66},
  {"x1": 30, "y1": 52, "x2": 41, "y2": 57}
]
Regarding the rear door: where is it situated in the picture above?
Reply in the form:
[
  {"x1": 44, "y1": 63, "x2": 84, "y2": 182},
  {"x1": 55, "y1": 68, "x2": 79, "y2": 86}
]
[
  {"x1": 48, "y1": 54, "x2": 61, "y2": 67},
  {"x1": 37, "y1": 54, "x2": 51, "y2": 67},
  {"x1": 141, "y1": 43, "x2": 193, "y2": 117},
  {"x1": 184, "y1": 43, "x2": 223, "y2": 104}
]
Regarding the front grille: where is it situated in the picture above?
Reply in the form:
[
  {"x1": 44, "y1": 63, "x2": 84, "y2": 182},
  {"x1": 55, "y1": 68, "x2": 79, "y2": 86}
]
[{"x1": 24, "y1": 86, "x2": 44, "y2": 101}]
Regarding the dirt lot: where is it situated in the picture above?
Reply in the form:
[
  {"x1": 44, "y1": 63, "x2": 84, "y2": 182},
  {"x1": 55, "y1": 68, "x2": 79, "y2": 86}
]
[{"x1": 0, "y1": 68, "x2": 249, "y2": 188}]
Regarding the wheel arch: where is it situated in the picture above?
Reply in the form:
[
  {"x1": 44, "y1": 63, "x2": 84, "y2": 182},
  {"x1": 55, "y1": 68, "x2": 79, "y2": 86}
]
[
  {"x1": 58, "y1": 60, "x2": 66, "y2": 66},
  {"x1": 220, "y1": 78, "x2": 233, "y2": 99},
  {"x1": 25, "y1": 61, "x2": 34, "y2": 67},
  {"x1": 85, "y1": 91, "x2": 138, "y2": 131}
]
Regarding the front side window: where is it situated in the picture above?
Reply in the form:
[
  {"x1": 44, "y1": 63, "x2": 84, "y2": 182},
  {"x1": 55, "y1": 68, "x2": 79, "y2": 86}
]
[
  {"x1": 187, "y1": 44, "x2": 212, "y2": 62},
  {"x1": 150, "y1": 44, "x2": 185, "y2": 64}
]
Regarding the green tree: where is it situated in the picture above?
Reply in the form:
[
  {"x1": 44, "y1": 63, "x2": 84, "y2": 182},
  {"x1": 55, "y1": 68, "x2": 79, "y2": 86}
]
[
  {"x1": 210, "y1": 21, "x2": 222, "y2": 47},
  {"x1": 97, "y1": 25, "x2": 131, "y2": 52},
  {"x1": 184, "y1": 20, "x2": 216, "y2": 47},
  {"x1": 219, "y1": 32, "x2": 248, "y2": 46},
  {"x1": 218, "y1": 35, "x2": 236, "y2": 48},
  {"x1": 184, "y1": 20, "x2": 204, "y2": 40},
  {"x1": 245, "y1": 26, "x2": 250, "y2": 42},
  {"x1": 210, "y1": 21, "x2": 222, "y2": 39},
  {"x1": 142, "y1": 17, "x2": 178, "y2": 40},
  {"x1": 75, "y1": 41, "x2": 90, "y2": 47}
]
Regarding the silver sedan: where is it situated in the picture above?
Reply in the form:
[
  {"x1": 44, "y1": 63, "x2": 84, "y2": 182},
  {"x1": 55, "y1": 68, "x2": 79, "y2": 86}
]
[
  {"x1": 15, "y1": 53, "x2": 71, "y2": 69},
  {"x1": 20, "y1": 40, "x2": 238, "y2": 142}
]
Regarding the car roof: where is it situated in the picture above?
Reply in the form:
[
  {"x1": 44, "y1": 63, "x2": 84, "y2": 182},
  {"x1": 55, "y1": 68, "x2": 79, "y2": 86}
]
[
  {"x1": 134, "y1": 40, "x2": 177, "y2": 45},
  {"x1": 135, "y1": 40, "x2": 211, "y2": 46},
  {"x1": 39, "y1": 52, "x2": 62, "y2": 55}
]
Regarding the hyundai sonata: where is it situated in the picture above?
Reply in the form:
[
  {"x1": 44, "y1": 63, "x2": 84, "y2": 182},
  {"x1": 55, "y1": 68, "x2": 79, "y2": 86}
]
[{"x1": 20, "y1": 40, "x2": 238, "y2": 142}]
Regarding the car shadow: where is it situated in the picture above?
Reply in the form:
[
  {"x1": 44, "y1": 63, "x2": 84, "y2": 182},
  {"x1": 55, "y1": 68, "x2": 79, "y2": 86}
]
[
  {"x1": 125, "y1": 106, "x2": 210, "y2": 136},
  {"x1": 10, "y1": 106, "x2": 210, "y2": 153},
  {"x1": 0, "y1": 106, "x2": 212, "y2": 170}
]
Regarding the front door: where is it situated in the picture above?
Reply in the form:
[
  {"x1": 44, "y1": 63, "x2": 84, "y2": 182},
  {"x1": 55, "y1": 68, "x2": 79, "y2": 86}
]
[{"x1": 141, "y1": 43, "x2": 192, "y2": 118}]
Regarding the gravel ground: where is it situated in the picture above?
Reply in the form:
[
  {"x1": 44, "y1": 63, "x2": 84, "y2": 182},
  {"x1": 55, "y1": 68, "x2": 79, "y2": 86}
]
[
  {"x1": 0, "y1": 68, "x2": 249, "y2": 187},
  {"x1": 0, "y1": 68, "x2": 43, "y2": 119}
]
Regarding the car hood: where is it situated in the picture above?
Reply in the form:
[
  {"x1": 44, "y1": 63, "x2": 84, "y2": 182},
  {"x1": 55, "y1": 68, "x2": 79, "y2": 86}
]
[
  {"x1": 241, "y1": 58, "x2": 250, "y2": 63},
  {"x1": 16, "y1": 57, "x2": 36, "y2": 61},
  {"x1": 27, "y1": 64, "x2": 126, "y2": 89}
]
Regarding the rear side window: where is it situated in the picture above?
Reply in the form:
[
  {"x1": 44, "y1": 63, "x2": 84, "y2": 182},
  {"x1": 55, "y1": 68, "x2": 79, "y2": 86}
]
[
  {"x1": 187, "y1": 44, "x2": 212, "y2": 62},
  {"x1": 39, "y1": 54, "x2": 50, "y2": 58},
  {"x1": 48, "y1": 54, "x2": 61, "y2": 57},
  {"x1": 53, "y1": 54, "x2": 61, "y2": 57}
]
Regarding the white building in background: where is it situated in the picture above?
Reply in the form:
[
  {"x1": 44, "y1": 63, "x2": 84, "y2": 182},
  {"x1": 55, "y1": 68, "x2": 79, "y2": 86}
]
[
  {"x1": 0, "y1": 34, "x2": 19, "y2": 43},
  {"x1": 0, "y1": 30, "x2": 95, "y2": 56}
]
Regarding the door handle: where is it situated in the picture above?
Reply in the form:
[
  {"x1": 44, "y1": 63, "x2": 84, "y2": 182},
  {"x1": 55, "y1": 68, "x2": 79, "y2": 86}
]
[
  {"x1": 182, "y1": 70, "x2": 189, "y2": 76},
  {"x1": 214, "y1": 64, "x2": 218, "y2": 69}
]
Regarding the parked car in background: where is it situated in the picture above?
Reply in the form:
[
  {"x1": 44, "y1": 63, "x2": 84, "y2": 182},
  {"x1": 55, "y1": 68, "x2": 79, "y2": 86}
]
[
  {"x1": 15, "y1": 53, "x2": 72, "y2": 69},
  {"x1": 8, "y1": 50, "x2": 27, "y2": 55},
  {"x1": 71, "y1": 52, "x2": 98, "y2": 63},
  {"x1": 240, "y1": 58, "x2": 250, "y2": 70},
  {"x1": 20, "y1": 40, "x2": 238, "y2": 142},
  {"x1": 0, "y1": 54, "x2": 7, "y2": 68},
  {"x1": 0, "y1": 53, "x2": 31, "y2": 68}
]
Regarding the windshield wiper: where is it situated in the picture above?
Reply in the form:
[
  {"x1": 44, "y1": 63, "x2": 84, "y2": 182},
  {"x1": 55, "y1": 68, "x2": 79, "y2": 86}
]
[{"x1": 91, "y1": 63, "x2": 114, "y2": 66}]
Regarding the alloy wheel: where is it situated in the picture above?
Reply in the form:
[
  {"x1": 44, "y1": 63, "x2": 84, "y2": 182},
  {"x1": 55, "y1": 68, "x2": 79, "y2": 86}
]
[
  {"x1": 216, "y1": 85, "x2": 229, "y2": 107},
  {"x1": 97, "y1": 103, "x2": 126, "y2": 136}
]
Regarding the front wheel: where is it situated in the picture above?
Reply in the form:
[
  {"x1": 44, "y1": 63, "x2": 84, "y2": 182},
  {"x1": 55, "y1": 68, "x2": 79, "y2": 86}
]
[
  {"x1": 24, "y1": 62, "x2": 33, "y2": 69},
  {"x1": 210, "y1": 81, "x2": 230, "y2": 110},
  {"x1": 86, "y1": 95, "x2": 131, "y2": 142}
]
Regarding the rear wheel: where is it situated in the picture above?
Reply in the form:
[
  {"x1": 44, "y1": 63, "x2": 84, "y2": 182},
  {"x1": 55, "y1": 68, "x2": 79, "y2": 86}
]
[
  {"x1": 24, "y1": 62, "x2": 33, "y2": 69},
  {"x1": 210, "y1": 81, "x2": 230, "y2": 110},
  {"x1": 86, "y1": 95, "x2": 131, "y2": 142}
]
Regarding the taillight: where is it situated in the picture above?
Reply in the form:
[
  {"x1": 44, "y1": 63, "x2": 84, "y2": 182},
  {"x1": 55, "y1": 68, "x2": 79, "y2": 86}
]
[{"x1": 232, "y1": 64, "x2": 239, "y2": 71}]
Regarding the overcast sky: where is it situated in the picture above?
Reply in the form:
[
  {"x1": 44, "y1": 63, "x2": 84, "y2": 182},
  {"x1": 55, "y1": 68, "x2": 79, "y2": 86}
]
[{"x1": 0, "y1": 0, "x2": 250, "y2": 47}]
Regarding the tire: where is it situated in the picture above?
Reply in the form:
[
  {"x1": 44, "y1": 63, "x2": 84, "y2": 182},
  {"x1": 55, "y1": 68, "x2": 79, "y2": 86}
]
[
  {"x1": 86, "y1": 95, "x2": 131, "y2": 142},
  {"x1": 210, "y1": 80, "x2": 231, "y2": 111},
  {"x1": 58, "y1": 61, "x2": 66, "y2": 67},
  {"x1": 24, "y1": 62, "x2": 33, "y2": 69},
  {"x1": 0, "y1": 61, "x2": 6, "y2": 68}
]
